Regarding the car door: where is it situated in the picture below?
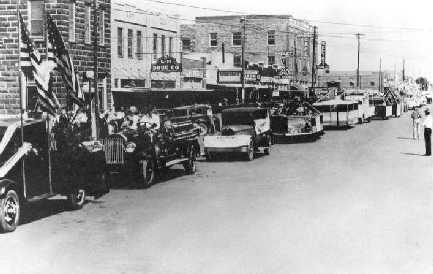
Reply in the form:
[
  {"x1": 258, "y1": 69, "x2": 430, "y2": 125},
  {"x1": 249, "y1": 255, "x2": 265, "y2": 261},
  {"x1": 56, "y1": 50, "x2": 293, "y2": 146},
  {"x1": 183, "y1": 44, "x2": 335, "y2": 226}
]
[{"x1": 23, "y1": 121, "x2": 51, "y2": 198}]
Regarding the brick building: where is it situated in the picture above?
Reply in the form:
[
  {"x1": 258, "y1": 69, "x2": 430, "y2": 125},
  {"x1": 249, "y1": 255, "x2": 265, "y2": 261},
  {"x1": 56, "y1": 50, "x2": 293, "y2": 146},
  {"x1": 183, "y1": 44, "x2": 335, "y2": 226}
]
[
  {"x1": 0, "y1": 0, "x2": 111, "y2": 116},
  {"x1": 181, "y1": 15, "x2": 315, "y2": 85}
]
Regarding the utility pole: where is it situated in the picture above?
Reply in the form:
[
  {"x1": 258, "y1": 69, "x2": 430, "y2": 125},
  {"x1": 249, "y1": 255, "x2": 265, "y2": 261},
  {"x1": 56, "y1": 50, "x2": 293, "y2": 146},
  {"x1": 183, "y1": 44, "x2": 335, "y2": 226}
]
[
  {"x1": 402, "y1": 59, "x2": 405, "y2": 82},
  {"x1": 355, "y1": 33, "x2": 364, "y2": 89},
  {"x1": 310, "y1": 26, "x2": 317, "y2": 97},
  {"x1": 240, "y1": 16, "x2": 246, "y2": 104},
  {"x1": 379, "y1": 57, "x2": 382, "y2": 92},
  {"x1": 92, "y1": 0, "x2": 99, "y2": 139}
]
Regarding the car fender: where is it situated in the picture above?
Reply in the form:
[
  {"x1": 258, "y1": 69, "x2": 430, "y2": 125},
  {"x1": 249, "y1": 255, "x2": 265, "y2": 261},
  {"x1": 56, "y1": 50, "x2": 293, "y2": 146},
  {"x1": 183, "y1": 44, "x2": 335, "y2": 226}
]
[{"x1": 0, "y1": 179, "x2": 18, "y2": 199}]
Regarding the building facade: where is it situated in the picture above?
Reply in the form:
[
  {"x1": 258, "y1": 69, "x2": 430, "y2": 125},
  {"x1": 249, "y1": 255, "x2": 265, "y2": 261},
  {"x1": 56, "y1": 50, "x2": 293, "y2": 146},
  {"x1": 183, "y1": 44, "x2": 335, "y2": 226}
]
[
  {"x1": 111, "y1": 2, "x2": 181, "y2": 92},
  {"x1": 0, "y1": 0, "x2": 111, "y2": 116},
  {"x1": 181, "y1": 15, "x2": 315, "y2": 85},
  {"x1": 316, "y1": 70, "x2": 392, "y2": 90}
]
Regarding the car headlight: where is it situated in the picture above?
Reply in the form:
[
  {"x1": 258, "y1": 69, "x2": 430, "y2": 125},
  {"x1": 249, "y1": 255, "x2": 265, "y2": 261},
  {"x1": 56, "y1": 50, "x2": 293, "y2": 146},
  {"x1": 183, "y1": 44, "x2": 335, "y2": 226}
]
[{"x1": 125, "y1": 142, "x2": 136, "y2": 153}]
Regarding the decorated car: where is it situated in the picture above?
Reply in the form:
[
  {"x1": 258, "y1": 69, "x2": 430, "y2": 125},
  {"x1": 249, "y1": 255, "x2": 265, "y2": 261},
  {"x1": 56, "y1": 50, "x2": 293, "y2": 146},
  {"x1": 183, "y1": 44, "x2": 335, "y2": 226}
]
[
  {"x1": 103, "y1": 117, "x2": 199, "y2": 188},
  {"x1": 271, "y1": 101, "x2": 324, "y2": 143},
  {"x1": 0, "y1": 117, "x2": 108, "y2": 233},
  {"x1": 313, "y1": 98, "x2": 359, "y2": 128},
  {"x1": 204, "y1": 107, "x2": 271, "y2": 161},
  {"x1": 344, "y1": 90, "x2": 375, "y2": 123},
  {"x1": 169, "y1": 104, "x2": 218, "y2": 135}
]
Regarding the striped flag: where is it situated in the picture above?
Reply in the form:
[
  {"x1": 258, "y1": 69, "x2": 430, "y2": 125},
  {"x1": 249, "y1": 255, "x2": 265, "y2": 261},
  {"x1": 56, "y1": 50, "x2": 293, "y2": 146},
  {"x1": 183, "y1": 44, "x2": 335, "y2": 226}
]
[
  {"x1": 19, "y1": 12, "x2": 58, "y2": 115},
  {"x1": 46, "y1": 14, "x2": 84, "y2": 107}
]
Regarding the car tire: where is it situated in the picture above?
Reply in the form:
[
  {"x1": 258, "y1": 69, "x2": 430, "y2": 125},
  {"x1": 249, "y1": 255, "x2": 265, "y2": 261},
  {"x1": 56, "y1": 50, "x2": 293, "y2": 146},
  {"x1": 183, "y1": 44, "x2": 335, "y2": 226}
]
[
  {"x1": 246, "y1": 141, "x2": 254, "y2": 161},
  {"x1": 68, "y1": 189, "x2": 86, "y2": 210},
  {"x1": 0, "y1": 189, "x2": 20, "y2": 233},
  {"x1": 184, "y1": 146, "x2": 197, "y2": 174},
  {"x1": 140, "y1": 159, "x2": 156, "y2": 188},
  {"x1": 195, "y1": 122, "x2": 209, "y2": 136}
]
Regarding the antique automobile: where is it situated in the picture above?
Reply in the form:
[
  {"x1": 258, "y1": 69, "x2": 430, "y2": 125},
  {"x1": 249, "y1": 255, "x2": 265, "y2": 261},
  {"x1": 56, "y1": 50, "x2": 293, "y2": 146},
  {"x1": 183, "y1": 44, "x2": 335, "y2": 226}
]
[
  {"x1": 0, "y1": 117, "x2": 108, "y2": 233},
  {"x1": 169, "y1": 104, "x2": 218, "y2": 135},
  {"x1": 344, "y1": 90, "x2": 375, "y2": 123},
  {"x1": 271, "y1": 101, "x2": 324, "y2": 143},
  {"x1": 203, "y1": 107, "x2": 272, "y2": 161},
  {"x1": 103, "y1": 118, "x2": 199, "y2": 188},
  {"x1": 313, "y1": 98, "x2": 359, "y2": 128},
  {"x1": 369, "y1": 95, "x2": 393, "y2": 119}
]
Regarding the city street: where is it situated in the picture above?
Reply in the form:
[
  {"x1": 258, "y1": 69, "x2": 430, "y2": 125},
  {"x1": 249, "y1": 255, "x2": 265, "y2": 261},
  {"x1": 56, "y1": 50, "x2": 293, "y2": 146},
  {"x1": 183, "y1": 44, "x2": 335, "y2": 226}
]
[{"x1": 1, "y1": 111, "x2": 433, "y2": 274}]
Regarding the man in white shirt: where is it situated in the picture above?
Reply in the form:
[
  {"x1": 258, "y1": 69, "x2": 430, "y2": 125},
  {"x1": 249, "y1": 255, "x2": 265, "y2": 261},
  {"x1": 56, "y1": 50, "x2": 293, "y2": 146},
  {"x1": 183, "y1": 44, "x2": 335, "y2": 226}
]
[{"x1": 422, "y1": 108, "x2": 432, "y2": 156}]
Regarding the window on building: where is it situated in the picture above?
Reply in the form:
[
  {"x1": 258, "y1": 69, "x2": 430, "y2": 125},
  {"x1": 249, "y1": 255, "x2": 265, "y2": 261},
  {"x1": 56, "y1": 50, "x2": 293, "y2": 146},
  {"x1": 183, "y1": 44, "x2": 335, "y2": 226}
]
[
  {"x1": 114, "y1": 79, "x2": 119, "y2": 88},
  {"x1": 28, "y1": 0, "x2": 44, "y2": 37},
  {"x1": 209, "y1": 33, "x2": 217, "y2": 47},
  {"x1": 161, "y1": 35, "x2": 166, "y2": 57},
  {"x1": 168, "y1": 37, "x2": 173, "y2": 57},
  {"x1": 350, "y1": 82, "x2": 355, "y2": 87},
  {"x1": 232, "y1": 32, "x2": 242, "y2": 46},
  {"x1": 68, "y1": 1, "x2": 75, "y2": 42},
  {"x1": 127, "y1": 29, "x2": 133, "y2": 58},
  {"x1": 182, "y1": 38, "x2": 191, "y2": 51},
  {"x1": 268, "y1": 55, "x2": 275, "y2": 65},
  {"x1": 153, "y1": 33, "x2": 158, "y2": 60},
  {"x1": 98, "y1": 10, "x2": 104, "y2": 45},
  {"x1": 136, "y1": 31, "x2": 142, "y2": 60},
  {"x1": 84, "y1": 5, "x2": 91, "y2": 43},
  {"x1": 117, "y1": 27, "x2": 123, "y2": 57},
  {"x1": 370, "y1": 81, "x2": 375, "y2": 86},
  {"x1": 268, "y1": 30, "x2": 275, "y2": 45},
  {"x1": 233, "y1": 55, "x2": 242, "y2": 67}
]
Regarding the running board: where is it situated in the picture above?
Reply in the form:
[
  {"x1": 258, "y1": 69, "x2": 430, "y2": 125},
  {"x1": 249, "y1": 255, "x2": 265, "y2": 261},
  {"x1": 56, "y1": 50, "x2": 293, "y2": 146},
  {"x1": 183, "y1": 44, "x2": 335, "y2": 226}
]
[
  {"x1": 165, "y1": 158, "x2": 189, "y2": 167},
  {"x1": 27, "y1": 193, "x2": 56, "y2": 203}
]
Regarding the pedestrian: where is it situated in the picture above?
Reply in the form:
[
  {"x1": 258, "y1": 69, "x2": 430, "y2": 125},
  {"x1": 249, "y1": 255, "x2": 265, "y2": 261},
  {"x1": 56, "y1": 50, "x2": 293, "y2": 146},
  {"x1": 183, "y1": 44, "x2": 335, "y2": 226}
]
[
  {"x1": 423, "y1": 108, "x2": 432, "y2": 156},
  {"x1": 411, "y1": 107, "x2": 421, "y2": 139}
]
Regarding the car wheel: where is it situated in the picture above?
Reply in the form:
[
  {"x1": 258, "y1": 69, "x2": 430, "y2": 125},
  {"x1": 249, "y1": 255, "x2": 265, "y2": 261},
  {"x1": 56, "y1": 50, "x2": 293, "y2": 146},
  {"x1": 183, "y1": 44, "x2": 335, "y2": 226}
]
[
  {"x1": 246, "y1": 141, "x2": 254, "y2": 161},
  {"x1": 264, "y1": 137, "x2": 271, "y2": 155},
  {"x1": 197, "y1": 122, "x2": 209, "y2": 136},
  {"x1": 68, "y1": 189, "x2": 86, "y2": 210},
  {"x1": 184, "y1": 146, "x2": 197, "y2": 174},
  {"x1": 0, "y1": 189, "x2": 20, "y2": 233},
  {"x1": 140, "y1": 159, "x2": 156, "y2": 188}
]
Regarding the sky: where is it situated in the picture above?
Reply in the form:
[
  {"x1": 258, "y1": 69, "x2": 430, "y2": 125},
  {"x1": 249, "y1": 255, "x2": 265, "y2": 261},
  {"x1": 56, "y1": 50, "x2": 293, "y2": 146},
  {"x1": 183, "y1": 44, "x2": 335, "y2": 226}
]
[{"x1": 121, "y1": 0, "x2": 433, "y2": 80}]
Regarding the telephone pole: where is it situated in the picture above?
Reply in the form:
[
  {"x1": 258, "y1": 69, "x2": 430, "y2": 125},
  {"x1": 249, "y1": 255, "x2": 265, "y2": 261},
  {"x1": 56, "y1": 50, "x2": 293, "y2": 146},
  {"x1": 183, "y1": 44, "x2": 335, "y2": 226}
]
[
  {"x1": 379, "y1": 57, "x2": 382, "y2": 92},
  {"x1": 402, "y1": 59, "x2": 405, "y2": 82},
  {"x1": 92, "y1": 0, "x2": 99, "y2": 139},
  {"x1": 240, "y1": 16, "x2": 246, "y2": 104},
  {"x1": 310, "y1": 26, "x2": 317, "y2": 97},
  {"x1": 355, "y1": 33, "x2": 364, "y2": 89}
]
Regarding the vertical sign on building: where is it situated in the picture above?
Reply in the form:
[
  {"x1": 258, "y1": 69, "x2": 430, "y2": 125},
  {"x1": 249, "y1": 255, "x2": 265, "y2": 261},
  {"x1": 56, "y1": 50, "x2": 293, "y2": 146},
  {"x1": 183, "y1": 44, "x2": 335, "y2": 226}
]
[{"x1": 320, "y1": 41, "x2": 326, "y2": 66}]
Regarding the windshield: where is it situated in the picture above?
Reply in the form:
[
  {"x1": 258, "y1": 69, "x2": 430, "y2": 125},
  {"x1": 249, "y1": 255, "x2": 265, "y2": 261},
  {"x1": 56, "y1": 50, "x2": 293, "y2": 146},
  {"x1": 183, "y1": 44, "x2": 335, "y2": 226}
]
[{"x1": 222, "y1": 110, "x2": 266, "y2": 126}]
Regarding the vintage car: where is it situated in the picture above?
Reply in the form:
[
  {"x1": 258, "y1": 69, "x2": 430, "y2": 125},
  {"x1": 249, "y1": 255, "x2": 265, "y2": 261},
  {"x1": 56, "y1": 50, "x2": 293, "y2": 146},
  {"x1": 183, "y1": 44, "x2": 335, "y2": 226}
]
[
  {"x1": 203, "y1": 107, "x2": 272, "y2": 161},
  {"x1": 103, "y1": 118, "x2": 199, "y2": 188},
  {"x1": 313, "y1": 98, "x2": 359, "y2": 128},
  {"x1": 344, "y1": 91, "x2": 375, "y2": 123},
  {"x1": 369, "y1": 95, "x2": 393, "y2": 119},
  {"x1": 271, "y1": 101, "x2": 323, "y2": 143},
  {"x1": 0, "y1": 117, "x2": 108, "y2": 233},
  {"x1": 169, "y1": 104, "x2": 218, "y2": 135}
]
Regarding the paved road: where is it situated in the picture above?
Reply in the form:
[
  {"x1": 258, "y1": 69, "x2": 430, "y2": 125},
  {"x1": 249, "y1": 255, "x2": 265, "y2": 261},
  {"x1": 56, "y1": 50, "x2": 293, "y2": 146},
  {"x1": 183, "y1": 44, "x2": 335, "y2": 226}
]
[{"x1": 1, "y1": 111, "x2": 433, "y2": 274}]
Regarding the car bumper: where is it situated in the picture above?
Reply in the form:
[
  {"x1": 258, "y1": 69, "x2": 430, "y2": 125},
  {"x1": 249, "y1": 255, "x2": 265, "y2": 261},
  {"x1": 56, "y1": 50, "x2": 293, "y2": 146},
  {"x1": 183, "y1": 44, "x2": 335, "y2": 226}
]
[{"x1": 205, "y1": 146, "x2": 249, "y2": 154}]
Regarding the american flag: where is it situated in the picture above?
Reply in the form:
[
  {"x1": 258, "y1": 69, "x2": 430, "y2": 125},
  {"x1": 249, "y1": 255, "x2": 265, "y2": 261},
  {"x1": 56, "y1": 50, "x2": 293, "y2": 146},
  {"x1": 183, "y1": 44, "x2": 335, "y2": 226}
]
[
  {"x1": 46, "y1": 14, "x2": 84, "y2": 107},
  {"x1": 19, "y1": 12, "x2": 59, "y2": 115}
]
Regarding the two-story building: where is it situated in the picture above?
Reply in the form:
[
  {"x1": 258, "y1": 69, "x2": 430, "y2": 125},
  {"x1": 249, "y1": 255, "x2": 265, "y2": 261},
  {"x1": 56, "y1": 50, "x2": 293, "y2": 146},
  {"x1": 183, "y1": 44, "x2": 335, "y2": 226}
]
[{"x1": 0, "y1": 0, "x2": 111, "y2": 116}]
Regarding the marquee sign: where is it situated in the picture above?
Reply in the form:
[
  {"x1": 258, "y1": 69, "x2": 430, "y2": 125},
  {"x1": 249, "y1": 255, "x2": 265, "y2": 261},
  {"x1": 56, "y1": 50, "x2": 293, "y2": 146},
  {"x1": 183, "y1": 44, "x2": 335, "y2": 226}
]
[
  {"x1": 217, "y1": 70, "x2": 260, "y2": 84},
  {"x1": 151, "y1": 56, "x2": 182, "y2": 72}
]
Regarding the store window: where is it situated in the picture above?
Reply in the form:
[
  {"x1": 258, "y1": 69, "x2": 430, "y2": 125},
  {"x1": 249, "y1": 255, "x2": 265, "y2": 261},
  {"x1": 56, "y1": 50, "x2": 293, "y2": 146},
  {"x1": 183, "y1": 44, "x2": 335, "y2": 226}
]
[
  {"x1": 28, "y1": 0, "x2": 44, "y2": 37},
  {"x1": 153, "y1": 33, "x2": 158, "y2": 61},
  {"x1": 232, "y1": 32, "x2": 242, "y2": 46},
  {"x1": 182, "y1": 38, "x2": 191, "y2": 51},
  {"x1": 209, "y1": 33, "x2": 217, "y2": 47},
  {"x1": 268, "y1": 55, "x2": 275, "y2": 65},
  {"x1": 136, "y1": 31, "x2": 142, "y2": 60},
  {"x1": 233, "y1": 55, "x2": 242, "y2": 67},
  {"x1": 127, "y1": 29, "x2": 133, "y2": 58},
  {"x1": 268, "y1": 30, "x2": 275, "y2": 45},
  {"x1": 68, "y1": 1, "x2": 75, "y2": 42},
  {"x1": 117, "y1": 27, "x2": 123, "y2": 57}
]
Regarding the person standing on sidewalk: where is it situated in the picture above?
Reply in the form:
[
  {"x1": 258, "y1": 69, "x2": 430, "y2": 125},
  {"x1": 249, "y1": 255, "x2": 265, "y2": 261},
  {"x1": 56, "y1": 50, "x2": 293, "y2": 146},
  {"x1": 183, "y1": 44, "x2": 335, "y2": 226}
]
[
  {"x1": 411, "y1": 108, "x2": 421, "y2": 139},
  {"x1": 422, "y1": 108, "x2": 432, "y2": 156}
]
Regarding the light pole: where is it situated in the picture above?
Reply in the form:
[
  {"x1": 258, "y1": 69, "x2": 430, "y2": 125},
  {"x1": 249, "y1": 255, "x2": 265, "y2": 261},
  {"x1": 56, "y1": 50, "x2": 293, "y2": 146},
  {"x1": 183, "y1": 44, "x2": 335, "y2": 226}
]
[
  {"x1": 355, "y1": 33, "x2": 364, "y2": 89},
  {"x1": 240, "y1": 17, "x2": 246, "y2": 104}
]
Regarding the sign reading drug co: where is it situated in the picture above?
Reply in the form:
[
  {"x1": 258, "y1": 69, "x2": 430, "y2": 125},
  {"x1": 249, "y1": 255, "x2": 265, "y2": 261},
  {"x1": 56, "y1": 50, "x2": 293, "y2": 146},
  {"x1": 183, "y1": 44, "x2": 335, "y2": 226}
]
[{"x1": 151, "y1": 56, "x2": 182, "y2": 72}]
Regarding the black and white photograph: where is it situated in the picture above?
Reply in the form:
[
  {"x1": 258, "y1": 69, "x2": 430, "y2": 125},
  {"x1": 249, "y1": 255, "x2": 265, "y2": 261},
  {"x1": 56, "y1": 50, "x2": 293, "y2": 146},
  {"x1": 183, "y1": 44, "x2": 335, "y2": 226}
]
[{"x1": 0, "y1": 0, "x2": 432, "y2": 273}]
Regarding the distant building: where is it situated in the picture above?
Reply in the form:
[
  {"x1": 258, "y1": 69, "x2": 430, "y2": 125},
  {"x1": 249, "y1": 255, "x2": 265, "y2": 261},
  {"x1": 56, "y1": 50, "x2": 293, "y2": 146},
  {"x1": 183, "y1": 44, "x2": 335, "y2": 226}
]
[
  {"x1": 0, "y1": 0, "x2": 111, "y2": 116},
  {"x1": 111, "y1": 2, "x2": 181, "y2": 91},
  {"x1": 317, "y1": 70, "x2": 393, "y2": 90},
  {"x1": 181, "y1": 15, "x2": 315, "y2": 85}
]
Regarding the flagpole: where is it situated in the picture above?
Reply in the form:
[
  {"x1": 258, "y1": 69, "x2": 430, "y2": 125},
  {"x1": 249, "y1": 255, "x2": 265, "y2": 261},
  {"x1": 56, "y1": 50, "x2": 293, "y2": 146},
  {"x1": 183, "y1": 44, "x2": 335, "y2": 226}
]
[{"x1": 17, "y1": 1, "x2": 27, "y2": 198}]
